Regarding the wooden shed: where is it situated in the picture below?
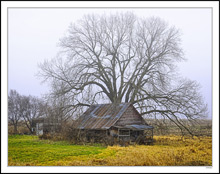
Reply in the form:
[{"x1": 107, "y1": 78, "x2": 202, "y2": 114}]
[
  {"x1": 74, "y1": 103, "x2": 154, "y2": 145},
  {"x1": 31, "y1": 117, "x2": 61, "y2": 135}
]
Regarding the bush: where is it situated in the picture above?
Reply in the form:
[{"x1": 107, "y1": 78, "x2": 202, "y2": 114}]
[
  {"x1": 8, "y1": 124, "x2": 30, "y2": 135},
  {"x1": 39, "y1": 133, "x2": 53, "y2": 140}
]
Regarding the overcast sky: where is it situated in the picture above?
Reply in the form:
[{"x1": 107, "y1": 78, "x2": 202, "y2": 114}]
[{"x1": 8, "y1": 8, "x2": 212, "y2": 118}]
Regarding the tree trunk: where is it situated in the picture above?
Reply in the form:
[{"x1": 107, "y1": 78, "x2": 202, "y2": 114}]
[{"x1": 13, "y1": 124, "x2": 18, "y2": 134}]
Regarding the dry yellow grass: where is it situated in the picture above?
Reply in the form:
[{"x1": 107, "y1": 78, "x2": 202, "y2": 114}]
[
  {"x1": 54, "y1": 136, "x2": 212, "y2": 166},
  {"x1": 9, "y1": 135, "x2": 212, "y2": 166}
]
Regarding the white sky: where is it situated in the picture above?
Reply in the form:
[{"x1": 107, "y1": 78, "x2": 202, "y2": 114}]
[{"x1": 8, "y1": 8, "x2": 212, "y2": 118}]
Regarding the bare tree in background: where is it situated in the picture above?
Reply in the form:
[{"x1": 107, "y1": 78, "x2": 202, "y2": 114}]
[
  {"x1": 8, "y1": 90, "x2": 21, "y2": 134},
  {"x1": 8, "y1": 89, "x2": 45, "y2": 134},
  {"x1": 43, "y1": 94, "x2": 79, "y2": 127},
  {"x1": 39, "y1": 12, "x2": 208, "y2": 136},
  {"x1": 20, "y1": 95, "x2": 45, "y2": 134}
]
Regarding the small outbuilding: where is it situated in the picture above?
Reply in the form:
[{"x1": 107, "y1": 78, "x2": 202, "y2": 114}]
[
  {"x1": 74, "y1": 103, "x2": 154, "y2": 145},
  {"x1": 31, "y1": 117, "x2": 61, "y2": 135}
]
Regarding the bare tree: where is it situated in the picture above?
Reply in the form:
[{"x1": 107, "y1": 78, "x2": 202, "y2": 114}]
[
  {"x1": 39, "y1": 12, "x2": 208, "y2": 136},
  {"x1": 20, "y1": 95, "x2": 45, "y2": 134},
  {"x1": 46, "y1": 93, "x2": 81, "y2": 123},
  {"x1": 8, "y1": 89, "x2": 45, "y2": 134},
  {"x1": 8, "y1": 90, "x2": 21, "y2": 134}
]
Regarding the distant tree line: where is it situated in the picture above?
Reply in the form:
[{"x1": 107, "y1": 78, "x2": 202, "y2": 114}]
[
  {"x1": 8, "y1": 89, "x2": 210, "y2": 137},
  {"x1": 8, "y1": 89, "x2": 76, "y2": 134},
  {"x1": 8, "y1": 90, "x2": 43, "y2": 134}
]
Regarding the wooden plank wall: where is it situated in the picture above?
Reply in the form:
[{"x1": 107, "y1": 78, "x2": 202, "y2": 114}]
[{"x1": 115, "y1": 105, "x2": 146, "y2": 126}]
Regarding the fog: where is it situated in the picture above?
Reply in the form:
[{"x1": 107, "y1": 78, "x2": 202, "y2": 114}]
[{"x1": 8, "y1": 8, "x2": 212, "y2": 118}]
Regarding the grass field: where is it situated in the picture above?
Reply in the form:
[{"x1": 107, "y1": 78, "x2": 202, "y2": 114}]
[{"x1": 8, "y1": 135, "x2": 212, "y2": 166}]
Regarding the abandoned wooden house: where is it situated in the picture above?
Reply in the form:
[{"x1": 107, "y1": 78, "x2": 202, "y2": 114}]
[
  {"x1": 31, "y1": 117, "x2": 61, "y2": 135},
  {"x1": 73, "y1": 103, "x2": 154, "y2": 144}
]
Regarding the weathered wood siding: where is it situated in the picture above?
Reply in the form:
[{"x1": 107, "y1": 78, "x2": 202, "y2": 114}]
[{"x1": 115, "y1": 105, "x2": 146, "y2": 126}]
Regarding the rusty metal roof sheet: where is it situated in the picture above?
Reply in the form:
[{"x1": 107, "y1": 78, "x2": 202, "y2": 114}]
[{"x1": 75, "y1": 103, "x2": 131, "y2": 130}]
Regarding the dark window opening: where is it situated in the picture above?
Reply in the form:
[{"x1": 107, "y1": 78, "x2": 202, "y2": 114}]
[{"x1": 119, "y1": 129, "x2": 130, "y2": 136}]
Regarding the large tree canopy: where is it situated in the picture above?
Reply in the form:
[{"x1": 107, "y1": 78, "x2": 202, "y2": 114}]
[{"x1": 39, "y1": 12, "x2": 207, "y2": 135}]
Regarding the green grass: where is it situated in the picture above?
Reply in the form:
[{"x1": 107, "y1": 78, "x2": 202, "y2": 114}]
[
  {"x1": 8, "y1": 135, "x2": 212, "y2": 166},
  {"x1": 8, "y1": 135, "x2": 106, "y2": 166}
]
